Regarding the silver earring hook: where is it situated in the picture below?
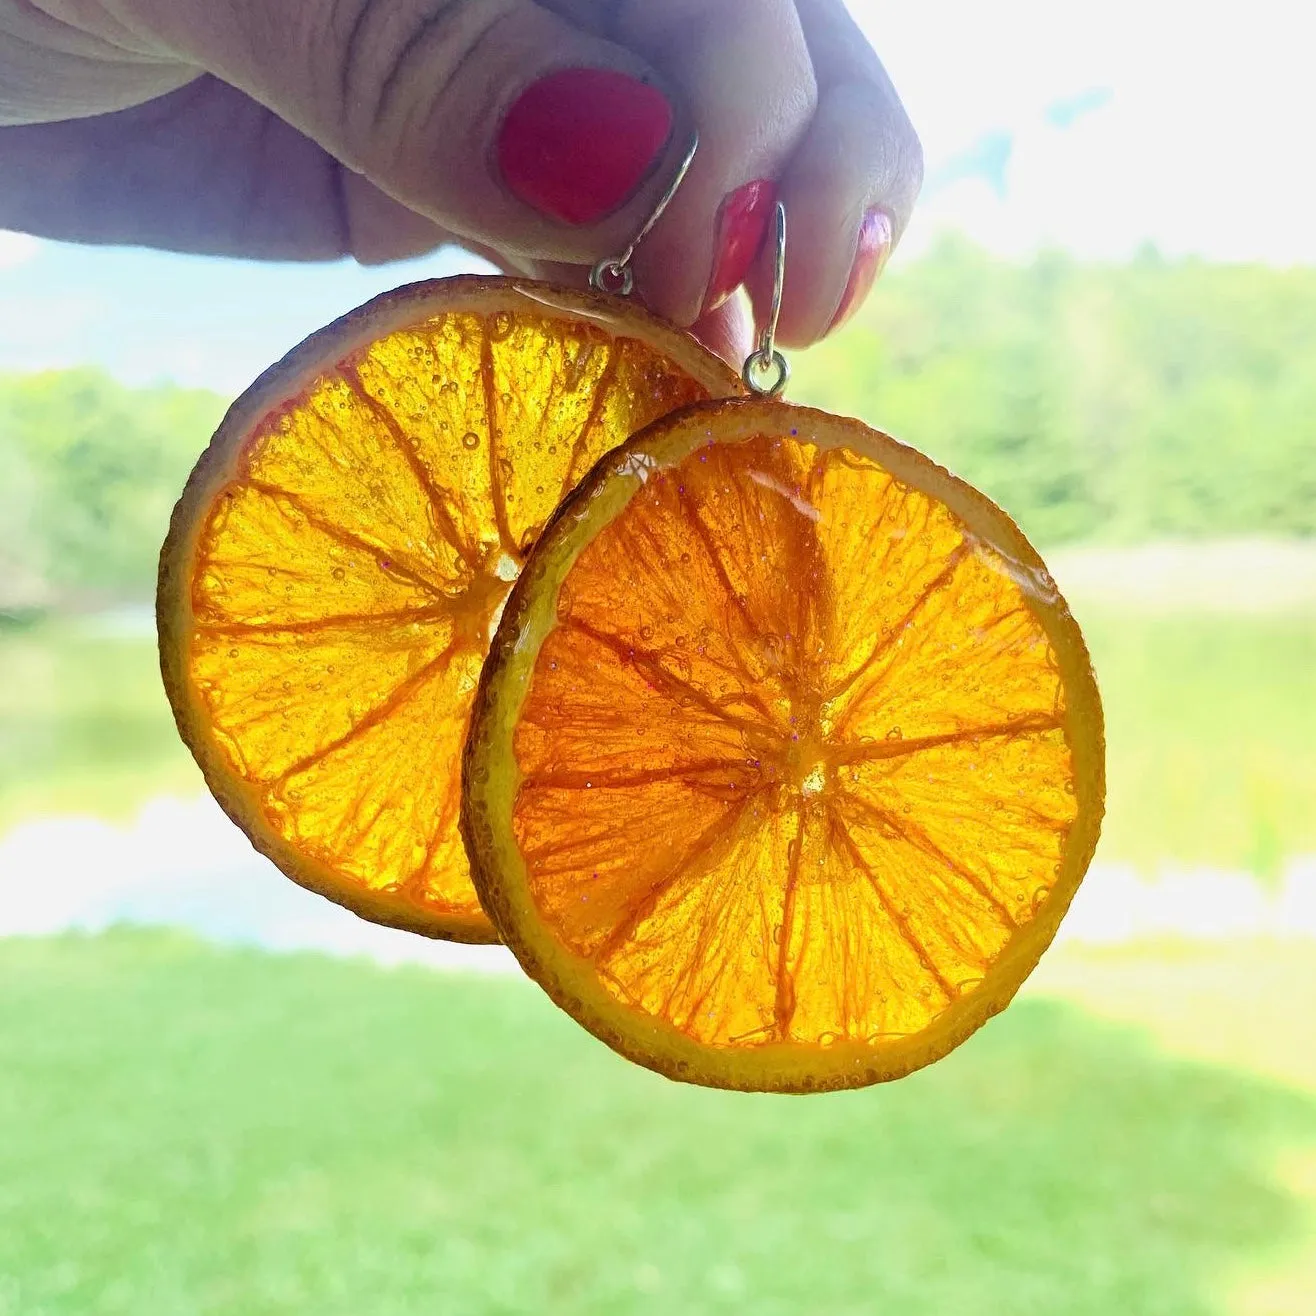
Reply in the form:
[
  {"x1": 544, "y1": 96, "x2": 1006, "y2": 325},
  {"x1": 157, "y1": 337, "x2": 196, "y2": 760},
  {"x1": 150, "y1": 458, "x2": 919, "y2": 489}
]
[
  {"x1": 590, "y1": 132, "x2": 699, "y2": 297},
  {"x1": 741, "y1": 201, "x2": 789, "y2": 397}
]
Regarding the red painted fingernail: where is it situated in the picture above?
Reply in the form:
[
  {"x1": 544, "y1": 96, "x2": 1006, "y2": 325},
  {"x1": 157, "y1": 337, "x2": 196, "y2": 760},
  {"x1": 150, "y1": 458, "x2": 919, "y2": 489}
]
[
  {"x1": 826, "y1": 208, "x2": 894, "y2": 334},
  {"x1": 496, "y1": 68, "x2": 672, "y2": 226},
  {"x1": 702, "y1": 179, "x2": 777, "y2": 314}
]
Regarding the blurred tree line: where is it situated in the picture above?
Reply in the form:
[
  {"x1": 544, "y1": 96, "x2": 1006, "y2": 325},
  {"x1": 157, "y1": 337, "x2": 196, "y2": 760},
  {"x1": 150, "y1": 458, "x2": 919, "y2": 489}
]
[
  {"x1": 794, "y1": 237, "x2": 1316, "y2": 544},
  {"x1": 0, "y1": 370, "x2": 224, "y2": 611},
  {"x1": 1, "y1": 239, "x2": 1313, "y2": 611}
]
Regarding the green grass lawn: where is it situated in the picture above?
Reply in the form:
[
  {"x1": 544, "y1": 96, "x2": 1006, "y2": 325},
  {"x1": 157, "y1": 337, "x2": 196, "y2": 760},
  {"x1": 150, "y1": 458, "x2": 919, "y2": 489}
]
[
  {"x1": 1080, "y1": 607, "x2": 1316, "y2": 876},
  {"x1": 1, "y1": 931, "x2": 1314, "y2": 1316},
  {"x1": 4, "y1": 590, "x2": 1315, "y2": 1313}
]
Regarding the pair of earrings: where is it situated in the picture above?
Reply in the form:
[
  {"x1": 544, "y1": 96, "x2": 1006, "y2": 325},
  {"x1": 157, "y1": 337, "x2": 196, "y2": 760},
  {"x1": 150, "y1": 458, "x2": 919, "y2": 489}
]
[{"x1": 159, "y1": 135, "x2": 1103, "y2": 1091}]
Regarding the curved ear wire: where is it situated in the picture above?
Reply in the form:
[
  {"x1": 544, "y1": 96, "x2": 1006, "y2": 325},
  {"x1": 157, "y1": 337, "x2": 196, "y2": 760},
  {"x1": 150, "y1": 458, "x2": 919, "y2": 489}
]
[
  {"x1": 590, "y1": 132, "x2": 700, "y2": 297},
  {"x1": 742, "y1": 200, "x2": 789, "y2": 397}
]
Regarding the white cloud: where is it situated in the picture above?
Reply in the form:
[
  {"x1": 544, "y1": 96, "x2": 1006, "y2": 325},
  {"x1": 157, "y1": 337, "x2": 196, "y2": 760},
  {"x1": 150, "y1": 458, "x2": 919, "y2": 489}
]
[
  {"x1": 0, "y1": 231, "x2": 40, "y2": 270},
  {"x1": 0, "y1": 289, "x2": 103, "y2": 374},
  {"x1": 850, "y1": 0, "x2": 1316, "y2": 263}
]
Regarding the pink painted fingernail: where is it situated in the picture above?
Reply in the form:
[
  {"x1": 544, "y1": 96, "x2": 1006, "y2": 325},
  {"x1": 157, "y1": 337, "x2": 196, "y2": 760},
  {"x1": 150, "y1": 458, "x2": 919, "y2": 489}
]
[
  {"x1": 826, "y1": 208, "x2": 893, "y2": 334},
  {"x1": 496, "y1": 69, "x2": 673, "y2": 225},
  {"x1": 702, "y1": 179, "x2": 777, "y2": 314}
]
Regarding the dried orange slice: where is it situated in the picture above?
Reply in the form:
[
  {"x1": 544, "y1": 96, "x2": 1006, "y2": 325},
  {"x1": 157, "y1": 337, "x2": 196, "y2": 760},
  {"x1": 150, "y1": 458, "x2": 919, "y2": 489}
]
[
  {"x1": 464, "y1": 398, "x2": 1104, "y2": 1085},
  {"x1": 158, "y1": 277, "x2": 742, "y2": 942}
]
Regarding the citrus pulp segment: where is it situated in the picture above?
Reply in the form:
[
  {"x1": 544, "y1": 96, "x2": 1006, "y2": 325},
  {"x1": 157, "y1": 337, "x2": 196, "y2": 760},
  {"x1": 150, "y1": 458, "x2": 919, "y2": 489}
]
[
  {"x1": 464, "y1": 399, "x2": 1104, "y2": 1085},
  {"x1": 158, "y1": 277, "x2": 742, "y2": 942}
]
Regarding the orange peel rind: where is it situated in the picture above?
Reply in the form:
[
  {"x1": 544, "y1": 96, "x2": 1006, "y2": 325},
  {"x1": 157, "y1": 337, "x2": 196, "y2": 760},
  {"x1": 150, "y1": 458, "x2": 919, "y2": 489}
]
[
  {"x1": 158, "y1": 277, "x2": 742, "y2": 943},
  {"x1": 464, "y1": 398, "x2": 1105, "y2": 1088}
]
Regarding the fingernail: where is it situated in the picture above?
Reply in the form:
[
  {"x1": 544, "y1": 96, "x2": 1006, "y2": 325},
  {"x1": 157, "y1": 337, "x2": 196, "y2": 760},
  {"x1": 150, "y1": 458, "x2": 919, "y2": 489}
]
[
  {"x1": 496, "y1": 68, "x2": 673, "y2": 226},
  {"x1": 826, "y1": 208, "x2": 893, "y2": 334},
  {"x1": 702, "y1": 179, "x2": 777, "y2": 314}
]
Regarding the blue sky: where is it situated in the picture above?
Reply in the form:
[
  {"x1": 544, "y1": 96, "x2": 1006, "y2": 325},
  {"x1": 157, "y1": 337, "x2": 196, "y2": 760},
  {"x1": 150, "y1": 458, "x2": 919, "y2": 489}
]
[
  {"x1": 0, "y1": 239, "x2": 487, "y2": 393},
  {"x1": 1, "y1": 0, "x2": 1313, "y2": 394}
]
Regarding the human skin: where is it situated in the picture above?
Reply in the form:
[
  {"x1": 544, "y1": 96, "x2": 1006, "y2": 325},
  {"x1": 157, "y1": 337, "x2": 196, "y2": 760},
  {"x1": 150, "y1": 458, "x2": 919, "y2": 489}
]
[{"x1": 0, "y1": 0, "x2": 922, "y2": 364}]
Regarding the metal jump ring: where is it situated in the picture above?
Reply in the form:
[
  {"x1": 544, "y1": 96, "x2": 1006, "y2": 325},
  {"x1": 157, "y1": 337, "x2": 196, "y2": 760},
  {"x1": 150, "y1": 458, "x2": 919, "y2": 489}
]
[
  {"x1": 589, "y1": 258, "x2": 633, "y2": 297},
  {"x1": 741, "y1": 347, "x2": 789, "y2": 397},
  {"x1": 589, "y1": 133, "x2": 699, "y2": 296}
]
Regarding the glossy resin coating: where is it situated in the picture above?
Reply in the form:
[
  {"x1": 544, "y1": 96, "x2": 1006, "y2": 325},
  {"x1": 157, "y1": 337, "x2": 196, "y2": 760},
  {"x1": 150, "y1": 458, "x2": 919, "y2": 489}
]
[
  {"x1": 159, "y1": 278, "x2": 741, "y2": 942},
  {"x1": 466, "y1": 400, "x2": 1104, "y2": 1087}
]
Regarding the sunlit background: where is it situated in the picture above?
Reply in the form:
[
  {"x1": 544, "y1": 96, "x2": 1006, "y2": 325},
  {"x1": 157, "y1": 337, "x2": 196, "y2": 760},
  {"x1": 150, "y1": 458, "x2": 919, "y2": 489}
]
[{"x1": 2, "y1": 1, "x2": 1315, "y2": 1311}]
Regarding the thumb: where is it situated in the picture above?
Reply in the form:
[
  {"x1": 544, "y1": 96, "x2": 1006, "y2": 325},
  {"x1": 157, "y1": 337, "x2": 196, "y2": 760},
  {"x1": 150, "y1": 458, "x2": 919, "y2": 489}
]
[{"x1": 110, "y1": 0, "x2": 682, "y2": 267}]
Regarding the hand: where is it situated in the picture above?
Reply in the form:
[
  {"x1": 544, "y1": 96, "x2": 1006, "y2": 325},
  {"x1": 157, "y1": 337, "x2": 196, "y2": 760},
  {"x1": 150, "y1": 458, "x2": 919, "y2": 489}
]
[{"x1": 0, "y1": 0, "x2": 922, "y2": 363}]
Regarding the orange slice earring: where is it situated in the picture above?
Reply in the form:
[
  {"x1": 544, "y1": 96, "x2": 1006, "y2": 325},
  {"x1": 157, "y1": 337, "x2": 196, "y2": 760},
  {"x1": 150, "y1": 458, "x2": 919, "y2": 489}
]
[
  {"x1": 156, "y1": 137, "x2": 746, "y2": 945},
  {"x1": 463, "y1": 202, "x2": 1106, "y2": 1090}
]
